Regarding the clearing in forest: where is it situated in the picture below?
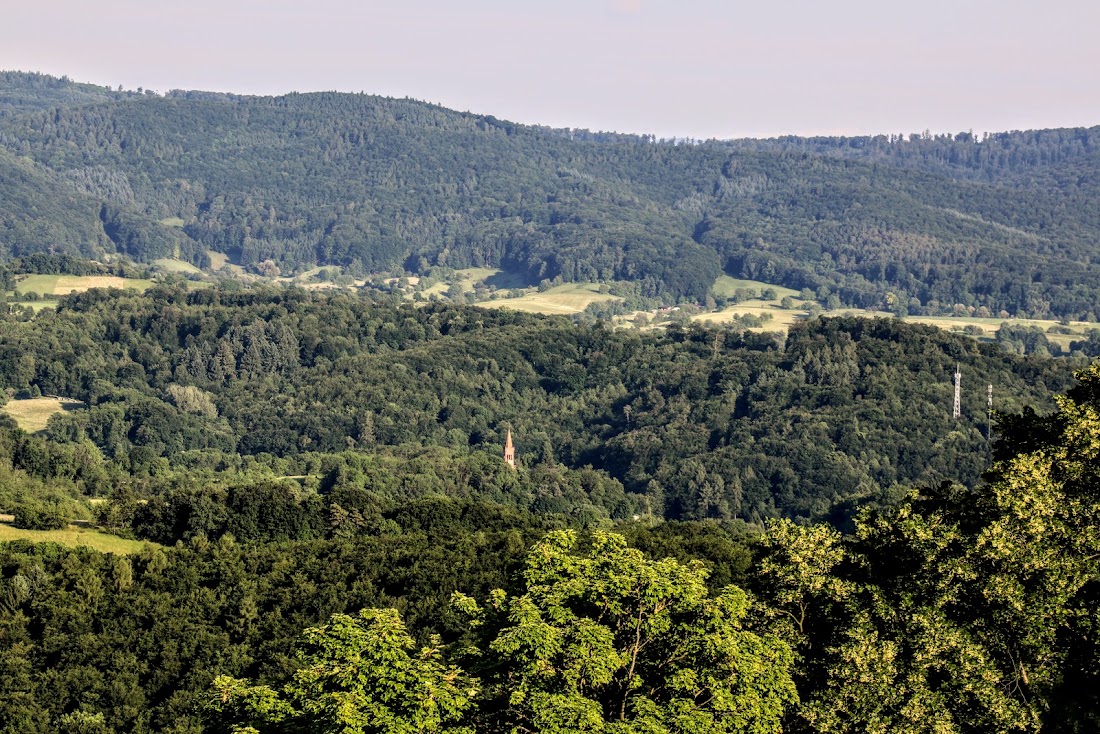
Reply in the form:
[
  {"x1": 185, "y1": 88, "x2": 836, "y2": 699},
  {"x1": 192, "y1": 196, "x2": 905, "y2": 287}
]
[
  {"x1": 206, "y1": 250, "x2": 230, "y2": 270},
  {"x1": 693, "y1": 301, "x2": 807, "y2": 330},
  {"x1": 711, "y1": 275, "x2": 799, "y2": 301},
  {"x1": 153, "y1": 258, "x2": 204, "y2": 275},
  {"x1": 0, "y1": 523, "x2": 157, "y2": 554},
  {"x1": 447, "y1": 267, "x2": 529, "y2": 292},
  {"x1": 13, "y1": 273, "x2": 156, "y2": 296},
  {"x1": 2, "y1": 398, "x2": 82, "y2": 433},
  {"x1": 482, "y1": 283, "x2": 620, "y2": 314}
]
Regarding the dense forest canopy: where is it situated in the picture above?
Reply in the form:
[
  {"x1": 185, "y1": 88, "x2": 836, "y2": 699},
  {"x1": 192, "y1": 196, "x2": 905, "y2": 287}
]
[
  {"x1": 0, "y1": 287, "x2": 1077, "y2": 528},
  {"x1": 1, "y1": 68, "x2": 1099, "y2": 732},
  {"x1": 0, "y1": 72, "x2": 1098, "y2": 315},
  {"x1": 1, "y1": 357, "x2": 1099, "y2": 732}
]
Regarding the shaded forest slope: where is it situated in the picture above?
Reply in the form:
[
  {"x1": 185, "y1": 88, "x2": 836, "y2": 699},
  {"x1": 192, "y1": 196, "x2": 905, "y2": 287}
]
[{"x1": 0, "y1": 72, "x2": 1099, "y2": 315}]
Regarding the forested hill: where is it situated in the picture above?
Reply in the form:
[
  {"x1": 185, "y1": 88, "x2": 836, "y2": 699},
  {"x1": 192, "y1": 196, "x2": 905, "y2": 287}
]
[
  {"x1": 2, "y1": 71, "x2": 1100, "y2": 316},
  {"x1": 0, "y1": 286, "x2": 1076, "y2": 526}
]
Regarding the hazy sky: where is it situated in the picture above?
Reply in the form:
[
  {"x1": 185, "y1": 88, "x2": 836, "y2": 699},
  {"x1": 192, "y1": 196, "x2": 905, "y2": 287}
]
[{"x1": 3, "y1": 0, "x2": 1098, "y2": 139}]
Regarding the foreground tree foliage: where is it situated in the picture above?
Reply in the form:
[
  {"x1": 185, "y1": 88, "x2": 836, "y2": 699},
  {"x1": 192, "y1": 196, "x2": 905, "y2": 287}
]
[
  {"x1": 754, "y1": 362, "x2": 1100, "y2": 733},
  {"x1": 211, "y1": 608, "x2": 477, "y2": 734},
  {"x1": 212, "y1": 531, "x2": 796, "y2": 734},
  {"x1": 0, "y1": 285, "x2": 1098, "y2": 730},
  {"x1": 457, "y1": 531, "x2": 797, "y2": 733}
]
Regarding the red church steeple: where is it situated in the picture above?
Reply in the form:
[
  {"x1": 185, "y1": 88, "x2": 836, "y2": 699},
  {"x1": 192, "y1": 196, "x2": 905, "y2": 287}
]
[{"x1": 504, "y1": 430, "x2": 515, "y2": 468}]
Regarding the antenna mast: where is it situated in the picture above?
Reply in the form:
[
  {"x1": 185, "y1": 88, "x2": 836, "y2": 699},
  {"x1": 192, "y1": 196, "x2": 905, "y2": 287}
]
[
  {"x1": 987, "y1": 383, "x2": 993, "y2": 441},
  {"x1": 952, "y1": 365, "x2": 962, "y2": 421}
]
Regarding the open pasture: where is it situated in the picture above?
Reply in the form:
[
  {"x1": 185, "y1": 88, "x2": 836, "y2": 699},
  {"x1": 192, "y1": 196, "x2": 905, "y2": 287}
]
[
  {"x1": 482, "y1": 283, "x2": 619, "y2": 314},
  {"x1": 0, "y1": 523, "x2": 156, "y2": 554},
  {"x1": 2, "y1": 397, "x2": 82, "y2": 433},
  {"x1": 153, "y1": 258, "x2": 204, "y2": 275},
  {"x1": 206, "y1": 250, "x2": 230, "y2": 270},
  {"x1": 693, "y1": 301, "x2": 807, "y2": 330},
  {"x1": 7, "y1": 300, "x2": 55, "y2": 313},
  {"x1": 14, "y1": 273, "x2": 156, "y2": 296},
  {"x1": 458, "y1": 267, "x2": 529, "y2": 290},
  {"x1": 712, "y1": 275, "x2": 799, "y2": 300}
]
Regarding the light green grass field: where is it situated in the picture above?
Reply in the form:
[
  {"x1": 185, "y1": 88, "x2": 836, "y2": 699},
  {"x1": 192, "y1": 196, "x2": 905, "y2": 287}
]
[
  {"x1": 695, "y1": 306, "x2": 1100, "y2": 346},
  {"x1": 455, "y1": 267, "x2": 500, "y2": 284},
  {"x1": 447, "y1": 267, "x2": 529, "y2": 292},
  {"x1": 158, "y1": 216, "x2": 186, "y2": 228},
  {"x1": 482, "y1": 283, "x2": 620, "y2": 314},
  {"x1": 290, "y1": 266, "x2": 338, "y2": 281},
  {"x1": 153, "y1": 258, "x2": 204, "y2": 275},
  {"x1": 7, "y1": 300, "x2": 55, "y2": 313},
  {"x1": 14, "y1": 273, "x2": 156, "y2": 296},
  {"x1": 420, "y1": 281, "x2": 450, "y2": 297},
  {"x1": 712, "y1": 276, "x2": 799, "y2": 300},
  {"x1": 415, "y1": 268, "x2": 530, "y2": 301},
  {"x1": 2, "y1": 398, "x2": 82, "y2": 433},
  {"x1": 900, "y1": 315, "x2": 1099, "y2": 349},
  {"x1": 693, "y1": 301, "x2": 807, "y2": 329},
  {"x1": 0, "y1": 523, "x2": 157, "y2": 554},
  {"x1": 12, "y1": 274, "x2": 61, "y2": 294},
  {"x1": 206, "y1": 250, "x2": 230, "y2": 270}
]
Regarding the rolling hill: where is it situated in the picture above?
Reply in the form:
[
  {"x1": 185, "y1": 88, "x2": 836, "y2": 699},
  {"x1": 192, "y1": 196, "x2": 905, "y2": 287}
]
[{"x1": 0, "y1": 71, "x2": 1098, "y2": 316}]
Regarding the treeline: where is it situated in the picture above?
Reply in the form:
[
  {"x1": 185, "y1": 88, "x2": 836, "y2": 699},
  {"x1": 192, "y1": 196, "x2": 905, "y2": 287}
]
[
  {"x1": 1, "y1": 73, "x2": 1099, "y2": 314},
  {"x1": 0, "y1": 286, "x2": 1077, "y2": 527},
  {"x1": 0, "y1": 514, "x2": 756, "y2": 733},
  {"x1": 2, "y1": 363, "x2": 1099, "y2": 731}
]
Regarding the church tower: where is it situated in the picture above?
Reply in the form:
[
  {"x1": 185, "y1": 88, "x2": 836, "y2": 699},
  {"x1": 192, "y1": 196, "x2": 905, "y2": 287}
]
[{"x1": 504, "y1": 430, "x2": 515, "y2": 468}]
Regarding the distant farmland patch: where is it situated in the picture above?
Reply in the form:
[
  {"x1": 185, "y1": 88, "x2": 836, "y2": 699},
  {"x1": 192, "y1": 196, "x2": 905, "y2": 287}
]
[
  {"x1": 0, "y1": 523, "x2": 157, "y2": 554},
  {"x1": 712, "y1": 276, "x2": 799, "y2": 300},
  {"x1": 55, "y1": 275, "x2": 154, "y2": 293},
  {"x1": 693, "y1": 302, "x2": 806, "y2": 330},
  {"x1": 2, "y1": 397, "x2": 82, "y2": 433},
  {"x1": 153, "y1": 258, "x2": 204, "y2": 275},
  {"x1": 482, "y1": 283, "x2": 619, "y2": 314},
  {"x1": 206, "y1": 250, "x2": 230, "y2": 270},
  {"x1": 14, "y1": 273, "x2": 156, "y2": 296}
]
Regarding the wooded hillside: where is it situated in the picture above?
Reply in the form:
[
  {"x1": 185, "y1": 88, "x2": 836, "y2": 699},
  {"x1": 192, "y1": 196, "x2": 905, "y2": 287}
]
[{"x1": 1, "y1": 72, "x2": 1098, "y2": 316}]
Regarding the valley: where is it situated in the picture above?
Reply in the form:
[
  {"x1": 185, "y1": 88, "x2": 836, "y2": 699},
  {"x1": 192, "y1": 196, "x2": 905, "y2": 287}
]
[{"x1": 0, "y1": 70, "x2": 1097, "y2": 733}]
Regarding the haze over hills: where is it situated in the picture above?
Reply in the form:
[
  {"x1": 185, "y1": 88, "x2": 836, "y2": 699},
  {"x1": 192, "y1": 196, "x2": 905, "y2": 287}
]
[{"x1": 0, "y1": 71, "x2": 1098, "y2": 317}]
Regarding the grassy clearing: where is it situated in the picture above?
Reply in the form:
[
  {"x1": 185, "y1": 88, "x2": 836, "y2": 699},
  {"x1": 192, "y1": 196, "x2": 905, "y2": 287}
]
[
  {"x1": 0, "y1": 523, "x2": 157, "y2": 554},
  {"x1": 14, "y1": 274, "x2": 156, "y2": 296},
  {"x1": 693, "y1": 301, "x2": 807, "y2": 330},
  {"x1": 158, "y1": 216, "x2": 186, "y2": 227},
  {"x1": 694, "y1": 306, "x2": 1100, "y2": 347},
  {"x1": 286, "y1": 266, "x2": 345, "y2": 282},
  {"x1": 153, "y1": 258, "x2": 204, "y2": 275},
  {"x1": 712, "y1": 276, "x2": 799, "y2": 300},
  {"x1": 455, "y1": 267, "x2": 500, "y2": 285},
  {"x1": 832, "y1": 308, "x2": 894, "y2": 320},
  {"x1": 826, "y1": 311, "x2": 1099, "y2": 348},
  {"x1": 420, "y1": 281, "x2": 450, "y2": 297},
  {"x1": 206, "y1": 250, "x2": 230, "y2": 270},
  {"x1": 903, "y1": 314, "x2": 1098, "y2": 333},
  {"x1": 55, "y1": 275, "x2": 157, "y2": 294},
  {"x1": 445, "y1": 267, "x2": 528, "y2": 292},
  {"x1": 7, "y1": 300, "x2": 55, "y2": 313},
  {"x1": 482, "y1": 283, "x2": 620, "y2": 314},
  {"x1": 899, "y1": 315, "x2": 1100, "y2": 350},
  {"x1": 2, "y1": 398, "x2": 82, "y2": 433},
  {"x1": 12, "y1": 274, "x2": 61, "y2": 294}
]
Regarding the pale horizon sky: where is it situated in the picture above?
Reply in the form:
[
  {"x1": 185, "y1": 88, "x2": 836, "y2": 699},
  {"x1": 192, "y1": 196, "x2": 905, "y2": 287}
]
[{"x1": 2, "y1": 0, "x2": 1098, "y2": 140}]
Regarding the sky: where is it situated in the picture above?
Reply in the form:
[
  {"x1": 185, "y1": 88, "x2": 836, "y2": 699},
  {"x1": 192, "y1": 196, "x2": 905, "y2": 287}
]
[{"x1": 2, "y1": 0, "x2": 1098, "y2": 140}]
